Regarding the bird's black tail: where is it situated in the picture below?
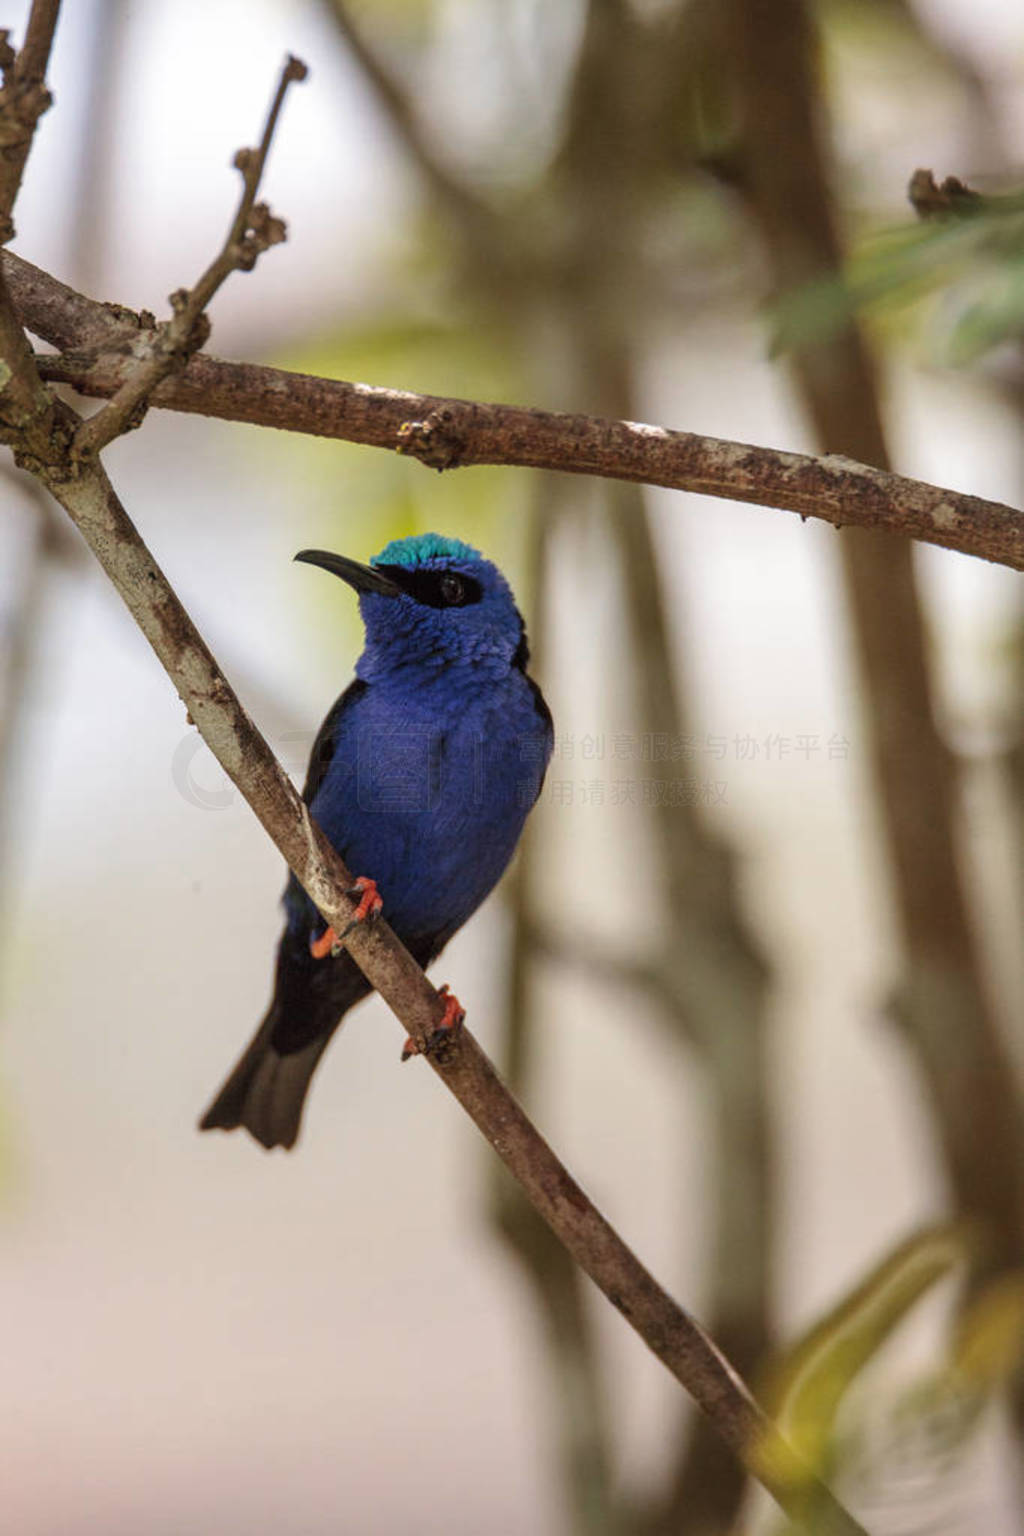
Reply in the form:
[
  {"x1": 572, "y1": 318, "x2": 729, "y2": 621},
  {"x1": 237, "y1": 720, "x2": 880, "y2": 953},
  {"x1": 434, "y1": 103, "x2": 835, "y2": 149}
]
[
  {"x1": 198, "y1": 1010, "x2": 336, "y2": 1150},
  {"x1": 199, "y1": 932, "x2": 373, "y2": 1150}
]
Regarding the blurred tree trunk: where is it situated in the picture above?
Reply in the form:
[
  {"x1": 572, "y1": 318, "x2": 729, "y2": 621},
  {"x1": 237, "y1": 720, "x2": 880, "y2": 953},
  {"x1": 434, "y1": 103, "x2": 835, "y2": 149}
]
[
  {"x1": 492, "y1": 491, "x2": 623, "y2": 1536},
  {"x1": 726, "y1": 0, "x2": 1024, "y2": 1280},
  {"x1": 521, "y1": 9, "x2": 777, "y2": 1533}
]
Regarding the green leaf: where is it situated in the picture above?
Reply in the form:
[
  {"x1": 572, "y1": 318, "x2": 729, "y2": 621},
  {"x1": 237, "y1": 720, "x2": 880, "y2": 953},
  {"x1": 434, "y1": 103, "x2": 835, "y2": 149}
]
[
  {"x1": 755, "y1": 1225, "x2": 966, "y2": 1484},
  {"x1": 950, "y1": 1272, "x2": 1024, "y2": 1392}
]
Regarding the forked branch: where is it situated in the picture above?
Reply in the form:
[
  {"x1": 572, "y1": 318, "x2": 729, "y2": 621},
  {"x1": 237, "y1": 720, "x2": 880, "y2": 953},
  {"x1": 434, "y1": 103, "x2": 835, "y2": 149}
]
[{"x1": 72, "y1": 53, "x2": 307, "y2": 458}]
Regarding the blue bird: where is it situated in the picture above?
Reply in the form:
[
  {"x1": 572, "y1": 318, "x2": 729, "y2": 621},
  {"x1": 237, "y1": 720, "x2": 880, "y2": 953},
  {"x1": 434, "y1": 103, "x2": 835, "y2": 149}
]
[{"x1": 200, "y1": 532, "x2": 553, "y2": 1150}]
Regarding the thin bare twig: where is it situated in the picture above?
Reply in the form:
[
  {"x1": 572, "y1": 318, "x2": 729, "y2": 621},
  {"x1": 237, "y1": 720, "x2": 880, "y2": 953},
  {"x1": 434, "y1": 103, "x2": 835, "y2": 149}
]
[
  {"x1": 72, "y1": 54, "x2": 306, "y2": 458},
  {"x1": 0, "y1": 0, "x2": 61, "y2": 243}
]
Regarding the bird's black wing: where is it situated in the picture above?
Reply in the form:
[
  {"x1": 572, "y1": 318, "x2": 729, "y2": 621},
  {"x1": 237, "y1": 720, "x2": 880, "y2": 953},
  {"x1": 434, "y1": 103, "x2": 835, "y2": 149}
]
[
  {"x1": 301, "y1": 677, "x2": 367, "y2": 805},
  {"x1": 513, "y1": 614, "x2": 554, "y2": 804},
  {"x1": 525, "y1": 673, "x2": 553, "y2": 736}
]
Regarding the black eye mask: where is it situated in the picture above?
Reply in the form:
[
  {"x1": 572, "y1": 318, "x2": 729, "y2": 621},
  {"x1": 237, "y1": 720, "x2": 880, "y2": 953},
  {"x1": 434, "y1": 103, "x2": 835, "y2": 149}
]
[{"x1": 373, "y1": 565, "x2": 484, "y2": 609}]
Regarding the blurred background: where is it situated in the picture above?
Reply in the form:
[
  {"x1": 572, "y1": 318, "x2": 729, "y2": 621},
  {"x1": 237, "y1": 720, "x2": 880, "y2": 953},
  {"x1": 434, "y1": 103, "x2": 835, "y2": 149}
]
[{"x1": 3, "y1": 1, "x2": 1024, "y2": 1531}]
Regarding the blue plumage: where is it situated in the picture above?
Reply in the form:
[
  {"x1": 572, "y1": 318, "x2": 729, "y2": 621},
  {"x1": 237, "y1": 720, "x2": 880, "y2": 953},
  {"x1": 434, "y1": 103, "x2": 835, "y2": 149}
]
[{"x1": 200, "y1": 534, "x2": 553, "y2": 1149}]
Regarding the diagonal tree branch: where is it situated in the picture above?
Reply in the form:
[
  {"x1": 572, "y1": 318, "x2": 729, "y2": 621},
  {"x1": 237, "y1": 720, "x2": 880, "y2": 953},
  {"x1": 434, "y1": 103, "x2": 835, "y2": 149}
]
[{"x1": 5, "y1": 250, "x2": 1024, "y2": 572}]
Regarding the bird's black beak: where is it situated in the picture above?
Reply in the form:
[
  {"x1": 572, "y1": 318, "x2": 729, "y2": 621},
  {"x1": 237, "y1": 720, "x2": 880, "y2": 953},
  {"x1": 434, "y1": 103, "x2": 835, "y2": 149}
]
[{"x1": 294, "y1": 549, "x2": 402, "y2": 597}]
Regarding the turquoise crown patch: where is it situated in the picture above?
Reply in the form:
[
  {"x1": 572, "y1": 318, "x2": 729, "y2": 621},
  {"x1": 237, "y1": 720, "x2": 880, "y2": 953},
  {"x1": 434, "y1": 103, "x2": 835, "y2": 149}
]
[{"x1": 372, "y1": 532, "x2": 482, "y2": 569}]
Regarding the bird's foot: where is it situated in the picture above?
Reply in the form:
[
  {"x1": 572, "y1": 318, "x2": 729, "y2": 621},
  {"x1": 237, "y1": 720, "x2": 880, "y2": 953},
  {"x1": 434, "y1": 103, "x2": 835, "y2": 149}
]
[
  {"x1": 401, "y1": 985, "x2": 465, "y2": 1062},
  {"x1": 309, "y1": 877, "x2": 384, "y2": 959}
]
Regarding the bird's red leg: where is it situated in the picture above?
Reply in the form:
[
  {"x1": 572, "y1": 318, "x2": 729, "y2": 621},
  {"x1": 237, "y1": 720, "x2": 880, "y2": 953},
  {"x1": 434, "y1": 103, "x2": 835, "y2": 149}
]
[
  {"x1": 309, "y1": 877, "x2": 383, "y2": 959},
  {"x1": 401, "y1": 984, "x2": 466, "y2": 1061}
]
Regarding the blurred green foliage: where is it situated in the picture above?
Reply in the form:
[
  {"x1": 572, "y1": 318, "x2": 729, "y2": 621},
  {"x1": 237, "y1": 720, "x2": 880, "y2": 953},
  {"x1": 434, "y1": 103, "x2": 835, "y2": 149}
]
[
  {"x1": 754, "y1": 1226, "x2": 1024, "y2": 1526},
  {"x1": 771, "y1": 183, "x2": 1024, "y2": 366},
  {"x1": 757, "y1": 1227, "x2": 964, "y2": 1488}
]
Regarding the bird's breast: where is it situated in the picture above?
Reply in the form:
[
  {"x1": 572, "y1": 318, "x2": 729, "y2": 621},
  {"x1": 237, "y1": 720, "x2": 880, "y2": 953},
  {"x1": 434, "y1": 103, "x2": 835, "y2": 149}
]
[{"x1": 309, "y1": 677, "x2": 549, "y2": 943}]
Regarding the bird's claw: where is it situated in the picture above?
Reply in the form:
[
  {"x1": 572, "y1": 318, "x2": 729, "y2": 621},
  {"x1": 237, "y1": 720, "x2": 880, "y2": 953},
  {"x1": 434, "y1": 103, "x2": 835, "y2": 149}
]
[
  {"x1": 401, "y1": 985, "x2": 465, "y2": 1062},
  {"x1": 309, "y1": 876, "x2": 383, "y2": 959},
  {"x1": 340, "y1": 876, "x2": 384, "y2": 937}
]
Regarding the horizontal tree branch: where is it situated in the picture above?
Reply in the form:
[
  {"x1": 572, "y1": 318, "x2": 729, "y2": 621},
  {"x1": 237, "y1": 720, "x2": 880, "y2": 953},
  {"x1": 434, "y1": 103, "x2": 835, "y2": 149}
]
[
  {"x1": 6, "y1": 250, "x2": 1021, "y2": 572},
  {"x1": 6, "y1": 249, "x2": 135, "y2": 348}
]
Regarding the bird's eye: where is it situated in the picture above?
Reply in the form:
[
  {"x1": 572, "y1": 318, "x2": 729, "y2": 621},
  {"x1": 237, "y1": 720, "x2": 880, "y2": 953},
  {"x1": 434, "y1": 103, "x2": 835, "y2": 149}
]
[{"x1": 440, "y1": 572, "x2": 466, "y2": 606}]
